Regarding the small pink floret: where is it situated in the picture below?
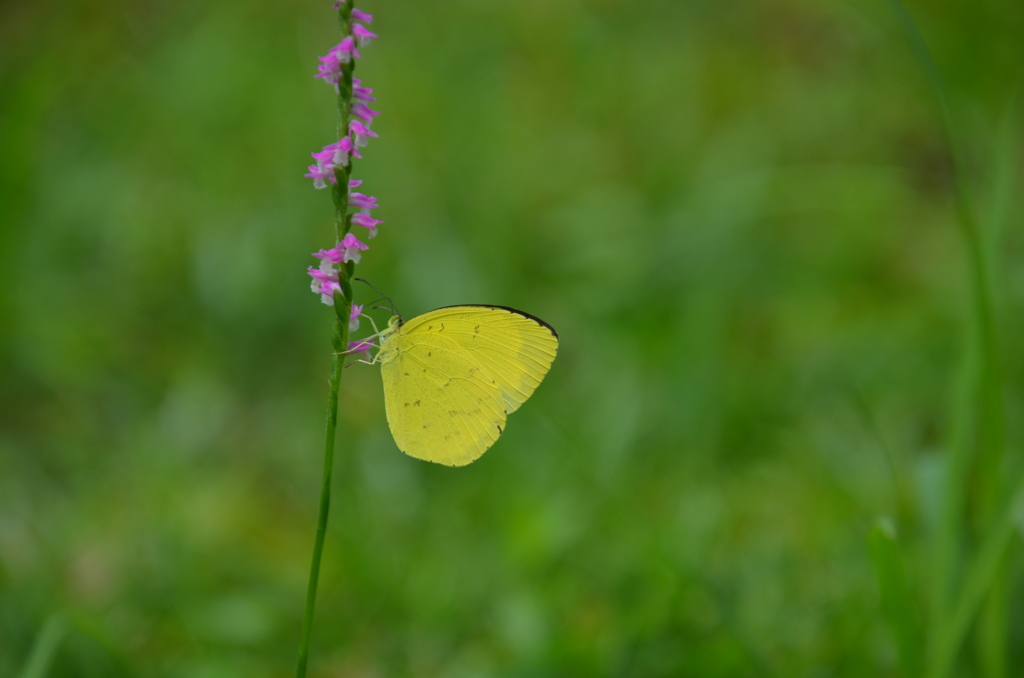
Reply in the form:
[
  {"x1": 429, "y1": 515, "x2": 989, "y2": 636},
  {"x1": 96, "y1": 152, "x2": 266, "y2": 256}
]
[
  {"x1": 353, "y1": 78, "x2": 377, "y2": 102},
  {"x1": 339, "y1": 36, "x2": 361, "y2": 60},
  {"x1": 327, "y1": 136, "x2": 353, "y2": 165},
  {"x1": 307, "y1": 265, "x2": 334, "y2": 283},
  {"x1": 309, "y1": 259, "x2": 343, "y2": 305},
  {"x1": 306, "y1": 137, "x2": 354, "y2": 187},
  {"x1": 339, "y1": 232, "x2": 369, "y2": 263},
  {"x1": 349, "y1": 120, "x2": 379, "y2": 147},
  {"x1": 315, "y1": 42, "x2": 352, "y2": 85},
  {"x1": 347, "y1": 339, "x2": 376, "y2": 361},
  {"x1": 351, "y1": 212, "x2": 383, "y2": 238},
  {"x1": 349, "y1": 303, "x2": 364, "y2": 331},
  {"x1": 315, "y1": 39, "x2": 359, "y2": 86},
  {"x1": 352, "y1": 24, "x2": 378, "y2": 47},
  {"x1": 351, "y1": 9, "x2": 372, "y2": 23},
  {"x1": 304, "y1": 164, "x2": 334, "y2": 189},
  {"x1": 351, "y1": 102, "x2": 380, "y2": 125},
  {"x1": 312, "y1": 248, "x2": 340, "y2": 264},
  {"x1": 349, "y1": 192, "x2": 378, "y2": 213},
  {"x1": 314, "y1": 58, "x2": 340, "y2": 85},
  {"x1": 318, "y1": 280, "x2": 343, "y2": 299}
]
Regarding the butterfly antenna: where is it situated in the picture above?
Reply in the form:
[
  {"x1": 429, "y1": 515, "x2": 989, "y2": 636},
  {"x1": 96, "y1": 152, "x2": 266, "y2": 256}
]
[{"x1": 355, "y1": 278, "x2": 401, "y2": 319}]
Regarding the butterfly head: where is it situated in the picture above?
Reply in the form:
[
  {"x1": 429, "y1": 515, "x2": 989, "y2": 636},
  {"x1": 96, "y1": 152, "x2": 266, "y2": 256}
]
[{"x1": 377, "y1": 314, "x2": 403, "y2": 344}]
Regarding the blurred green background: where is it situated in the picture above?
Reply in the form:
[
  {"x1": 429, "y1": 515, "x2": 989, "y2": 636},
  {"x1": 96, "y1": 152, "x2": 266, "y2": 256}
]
[{"x1": 2, "y1": 0, "x2": 1024, "y2": 676}]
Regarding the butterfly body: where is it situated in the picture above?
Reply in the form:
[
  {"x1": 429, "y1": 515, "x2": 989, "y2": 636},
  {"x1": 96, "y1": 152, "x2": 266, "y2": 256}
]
[{"x1": 377, "y1": 305, "x2": 558, "y2": 466}]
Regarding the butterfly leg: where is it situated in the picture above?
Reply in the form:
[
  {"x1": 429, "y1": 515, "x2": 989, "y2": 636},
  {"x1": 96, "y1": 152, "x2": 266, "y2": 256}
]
[
  {"x1": 343, "y1": 358, "x2": 377, "y2": 368},
  {"x1": 337, "y1": 315, "x2": 386, "y2": 367},
  {"x1": 363, "y1": 313, "x2": 383, "y2": 339}
]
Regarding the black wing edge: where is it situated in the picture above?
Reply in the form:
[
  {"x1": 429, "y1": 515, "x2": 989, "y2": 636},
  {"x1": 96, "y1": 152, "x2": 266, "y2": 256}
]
[{"x1": 431, "y1": 304, "x2": 559, "y2": 339}]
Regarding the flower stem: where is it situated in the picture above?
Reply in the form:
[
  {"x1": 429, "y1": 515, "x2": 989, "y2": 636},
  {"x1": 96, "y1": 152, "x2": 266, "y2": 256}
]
[
  {"x1": 296, "y1": 5, "x2": 357, "y2": 676},
  {"x1": 295, "y1": 317, "x2": 349, "y2": 678}
]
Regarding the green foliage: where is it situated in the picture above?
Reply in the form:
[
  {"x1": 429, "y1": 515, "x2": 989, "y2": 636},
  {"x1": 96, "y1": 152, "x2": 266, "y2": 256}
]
[
  {"x1": 869, "y1": 519, "x2": 922, "y2": 677},
  {"x1": 1, "y1": 0, "x2": 1023, "y2": 676},
  {"x1": 19, "y1": 616, "x2": 68, "y2": 678}
]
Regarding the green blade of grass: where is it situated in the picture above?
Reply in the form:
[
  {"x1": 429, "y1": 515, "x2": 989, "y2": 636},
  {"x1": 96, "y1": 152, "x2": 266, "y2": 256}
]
[
  {"x1": 927, "y1": 465, "x2": 1024, "y2": 678},
  {"x1": 974, "y1": 97, "x2": 1019, "y2": 678},
  {"x1": 17, "y1": 610, "x2": 137, "y2": 678},
  {"x1": 18, "y1": 614, "x2": 68, "y2": 678},
  {"x1": 870, "y1": 518, "x2": 924, "y2": 678},
  {"x1": 852, "y1": 392, "x2": 913, "y2": 527},
  {"x1": 64, "y1": 611, "x2": 139, "y2": 678},
  {"x1": 885, "y1": 5, "x2": 1011, "y2": 677},
  {"x1": 884, "y1": 0, "x2": 982, "y2": 616},
  {"x1": 980, "y1": 98, "x2": 1019, "y2": 275}
]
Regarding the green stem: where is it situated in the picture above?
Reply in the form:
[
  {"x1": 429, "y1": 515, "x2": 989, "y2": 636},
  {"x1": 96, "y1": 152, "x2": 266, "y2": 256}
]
[
  {"x1": 295, "y1": 319, "x2": 349, "y2": 678},
  {"x1": 295, "y1": 4, "x2": 357, "y2": 677}
]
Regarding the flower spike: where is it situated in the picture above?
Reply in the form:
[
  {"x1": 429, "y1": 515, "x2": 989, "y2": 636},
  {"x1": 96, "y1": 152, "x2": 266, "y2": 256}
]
[
  {"x1": 298, "y1": 5, "x2": 390, "y2": 678},
  {"x1": 306, "y1": 3, "x2": 385, "y2": 307}
]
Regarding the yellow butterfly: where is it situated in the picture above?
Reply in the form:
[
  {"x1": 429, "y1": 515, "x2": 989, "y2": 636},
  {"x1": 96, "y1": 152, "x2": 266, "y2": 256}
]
[{"x1": 370, "y1": 305, "x2": 558, "y2": 466}]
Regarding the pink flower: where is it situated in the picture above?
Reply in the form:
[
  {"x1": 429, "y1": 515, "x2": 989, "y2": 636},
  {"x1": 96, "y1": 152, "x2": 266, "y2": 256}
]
[
  {"x1": 314, "y1": 38, "x2": 360, "y2": 87},
  {"x1": 351, "y1": 102, "x2": 380, "y2": 125},
  {"x1": 308, "y1": 259, "x2": 342, "y2": 305},
  {"x1": 315, "y1": 54, "x2": 341, "y2": 86},
  {"x1": 318, "y1": 280, "x2": 343, "y2": 300},
  {"x1": 311, "y1": 148, "x2": 333, "y2": 169},
  {"x1": 315, "y1": 50, "x2": 343, "y2": 86},
  {"x1": 338, "y1": 232, "x2": 369, "y2": 263},
  {"x1": 353, "y1": 78, "x2": 376, "y2": 102},
  {"x1": 348, "y1": 178, "x2": 362, "y2": 189},
  {"x1": 311, "y1": 137, "x2": 351, "y2": 168},
  {"x1": 308, "y1": 261, "x2": 335, "y2": 284},
  {"x1": 329, "y1": 137, "x2": 353, "y2": 164},
  {"x1": 304, "y1": 163, "x2": 334, "y2": 190},
  {"x1": 349, "y1": 303, "x2": 363, "y2": 332},
  {"x1": 312, "y1": 247, "x2": 340, "y2": 264},
  {"x1": 349, "y1": 192, "x2": 378, "y2": 213},
  {"x1": 351, "y1": 212, "x2": 383, "y2": 238},
  {"x1": 352, "y1": 23, "x2": 378, "y2": 47},
  {"x1": 351, "y1": 9, "x2": 373, "y2": 23},
  {"x1": 347, "y1": 339, "x2": 376, "y2": 361},
  {"x1": 338, "y1": 36, "x2": 360, "y2": 61},
  {"x1": 306, "y1": 138, "x2": 355, "y2": 187},
  {"x1": 308, "y1": 234, "x2": 369, "y2": 305},
  {"x1": 312, "y1": 232, "x2": 369, "y2": 267},
  {"x1": 349, "y1": 120, "x2": 378, "y2": 147}
]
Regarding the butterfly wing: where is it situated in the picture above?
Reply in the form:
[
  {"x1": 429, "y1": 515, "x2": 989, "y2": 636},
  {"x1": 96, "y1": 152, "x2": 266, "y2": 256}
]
[
  {"x1": 380, "y1": 331, "x2": 507, "y2": 466},
  {"x1": 399, "y1": 306, "x2": 558, "y2": 414}
]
